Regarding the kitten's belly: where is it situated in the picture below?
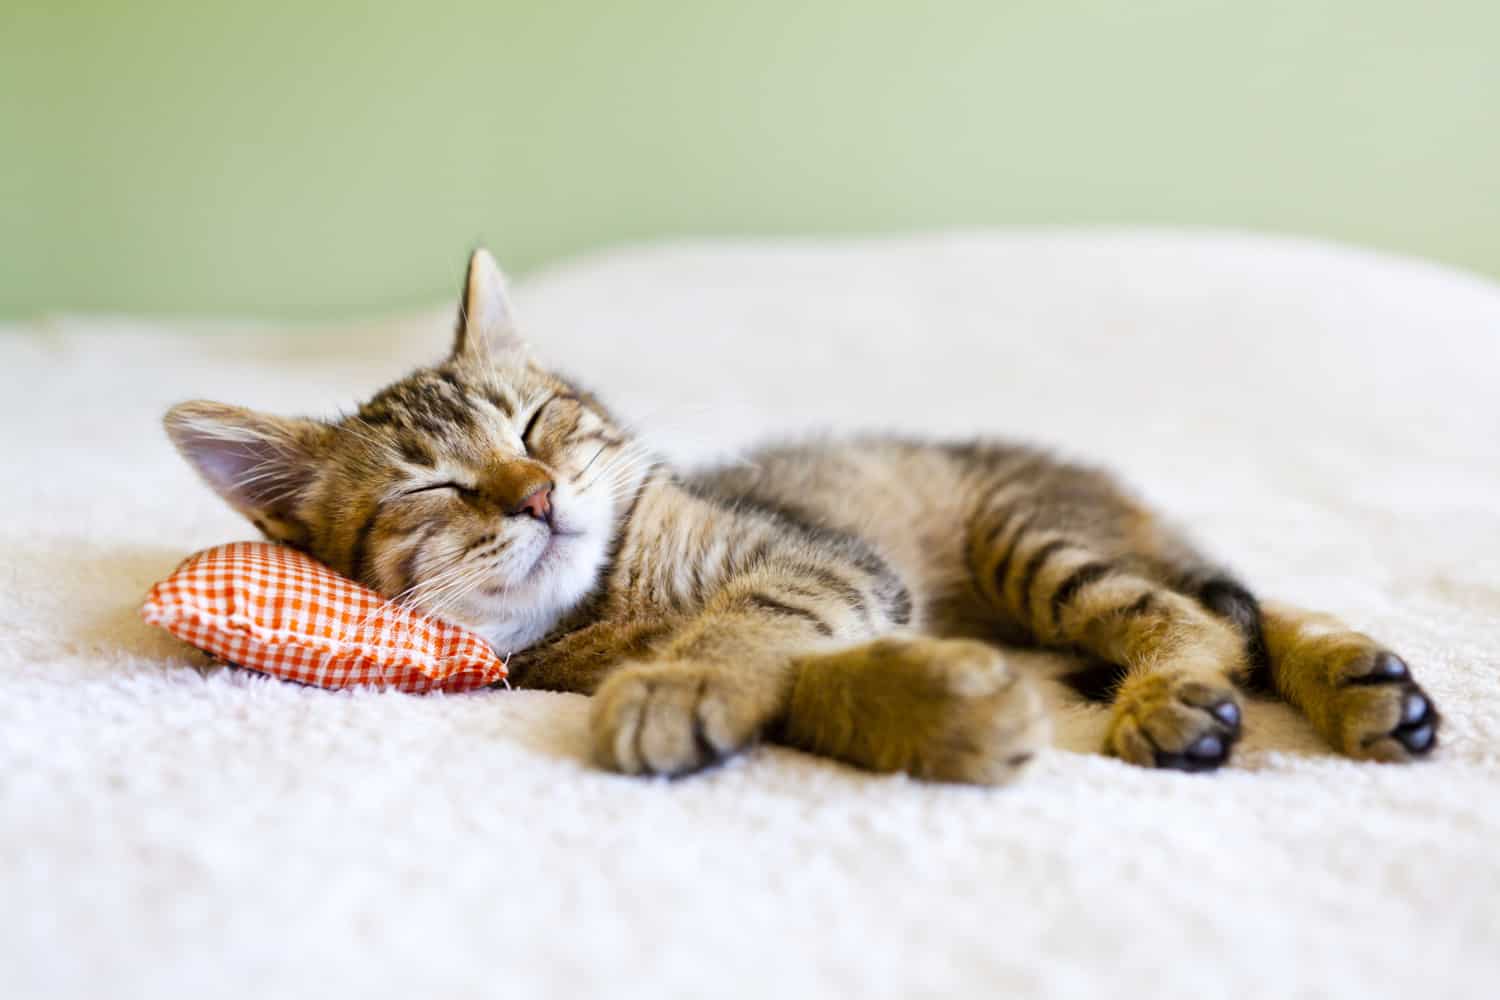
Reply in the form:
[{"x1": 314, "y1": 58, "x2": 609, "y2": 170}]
[{"x1": 692, "y1": 438, "x2": 979, "y2": 618}]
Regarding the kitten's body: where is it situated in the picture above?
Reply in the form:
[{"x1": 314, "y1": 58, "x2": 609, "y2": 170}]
[{"x1": 164, "y1": 250, "x2": 1439, "y2": 782}]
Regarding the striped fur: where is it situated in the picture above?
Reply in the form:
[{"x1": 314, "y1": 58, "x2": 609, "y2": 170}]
[{"x1": 163, "y1": 249, "x2": 1440, "y2": 783}]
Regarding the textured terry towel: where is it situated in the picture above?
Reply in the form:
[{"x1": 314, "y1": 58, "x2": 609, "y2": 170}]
[{"x1": 141, "y1": 542, "x2": 508, "y2": 692}]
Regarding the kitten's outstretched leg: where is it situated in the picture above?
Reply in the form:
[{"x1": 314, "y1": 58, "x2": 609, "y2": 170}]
[
  {"x1": 971, "y1": 517, "x2": 1249, "y2": 771},
  {"x1": 585, "y1": 550, "x2": 902, "y2": 778},
  {"x1": 1079, "y1": 587, "x2": 1249, "y2": 771},
  {"x1": 1256, "y1": 602, "x2": 1439, "y2": 761}
]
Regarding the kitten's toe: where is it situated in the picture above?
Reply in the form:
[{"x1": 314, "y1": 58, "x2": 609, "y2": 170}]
[
  {"x1": 923, "y1": 679, "x2": 1051, "y2": 785},
  {"x1": 918, "y1": 642, "x2": 1052, "y2": 784},
  {"x1": 1108, "y1": 674, "x2": 1242, "y2": 772}
]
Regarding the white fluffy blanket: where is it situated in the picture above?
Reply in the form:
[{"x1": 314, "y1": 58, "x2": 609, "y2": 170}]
[{"x1": 4, "y1": 231, "x2": 1499, "y2": 999}]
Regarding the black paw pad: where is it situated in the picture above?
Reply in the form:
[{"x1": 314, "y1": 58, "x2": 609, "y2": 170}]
[
  {"x1": 1353, "y1": 652, "x2": 1410, "y2": 684},
  {"x1": 1210, "y1": 700, "x2": 1242, "y2": 728},
  {"x1": 1155, "y1": 731, "x2": 1233, "y2": 773},
  {"x1": 1392, "y1": 687, "x2": 1439, "y2": 755},
  {"x1": 1188, "y1": 733, "x2": 1225, "y2": 760},
  {"x1": 1398, "y1": 722, "x2": 1435, "y2": 753}
]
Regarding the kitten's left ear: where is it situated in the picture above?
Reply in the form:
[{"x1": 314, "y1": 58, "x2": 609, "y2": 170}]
[
  {"x1": 452, "y1": 248, "x2": 525, "y2": 364},
  {"x1": 163, "y1": 401, "x2": 331, "y2": 546}
]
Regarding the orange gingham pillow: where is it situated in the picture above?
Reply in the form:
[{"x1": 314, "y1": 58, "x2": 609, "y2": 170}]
[{"x1": 141, "y1": 541, "x2": 507, "y2": 692}]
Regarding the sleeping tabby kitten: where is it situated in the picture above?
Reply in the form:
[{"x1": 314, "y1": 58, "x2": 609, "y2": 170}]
[{"x1": 164, "y1": 249, "x2": 1439, "y2": 782}]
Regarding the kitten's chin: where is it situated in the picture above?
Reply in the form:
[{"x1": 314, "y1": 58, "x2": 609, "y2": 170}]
[{"x1": 470, "y1": 530, "x2": 608, "y2": 654}]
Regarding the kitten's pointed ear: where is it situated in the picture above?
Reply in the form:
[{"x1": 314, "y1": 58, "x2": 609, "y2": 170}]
[
  {"x1": 163, "y1": 401, "x2": 330, "y2": 544},
  {"x1": 452, "y1": 247, "x2": 524, "y2": 364}
]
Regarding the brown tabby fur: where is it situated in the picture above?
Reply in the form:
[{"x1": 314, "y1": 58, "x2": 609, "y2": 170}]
[{"x1": 163, "y1": 250, "x2": 1440, "y2": 783}]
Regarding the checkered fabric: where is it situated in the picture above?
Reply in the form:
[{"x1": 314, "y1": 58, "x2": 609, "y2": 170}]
[{"x1": 141, "y1": 541, "x2": 507, "y2": 692}]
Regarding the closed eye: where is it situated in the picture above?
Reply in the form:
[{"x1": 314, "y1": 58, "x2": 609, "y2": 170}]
[
  {"x1": 521, "y1": 399, "x2": 550, "y2": 447},
  {"x1": 401, "y1": 481, "x2": 472, "y2": 497}
]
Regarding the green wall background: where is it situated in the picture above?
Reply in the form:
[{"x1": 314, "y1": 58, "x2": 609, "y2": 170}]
[{"x1": 3, "y1": 1, "x2": 1498, "y2": 318}]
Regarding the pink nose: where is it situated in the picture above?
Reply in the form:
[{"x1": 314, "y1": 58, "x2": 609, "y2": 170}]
[{"x1": 515, "y1": 484, "x2": 553, "y2": 521}]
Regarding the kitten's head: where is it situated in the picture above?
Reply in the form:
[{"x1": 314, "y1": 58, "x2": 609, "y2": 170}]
[{"x1": 165, "y1": 249, "x2": 646, "y2": 651}]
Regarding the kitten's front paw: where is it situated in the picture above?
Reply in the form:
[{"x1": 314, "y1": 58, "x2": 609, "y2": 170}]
[
  {"x1": 1107, "y1": 672, "x2": 1242, "y2": 772},
  {"x1": 786, "y1": 638, "x2": 1051, "y2": 785},
  {"x1": 589, "y1": 662, "x2": 764, "y2": 776},
  {"x1": 1325, "y1": 650, "x2": 1439, "y2": 762}
]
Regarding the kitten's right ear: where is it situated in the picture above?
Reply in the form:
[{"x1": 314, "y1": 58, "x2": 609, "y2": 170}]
[
  {"x1": 451, "y1": 247, "x2": 524, "y2": 364},
  {"x1": 163, "y1": 401, "x2": 331, "y2": 544}
]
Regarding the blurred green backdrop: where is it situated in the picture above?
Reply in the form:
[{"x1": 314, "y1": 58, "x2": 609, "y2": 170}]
[{"x1": 3, "y1": 1, "x2": 1498, "y2": 318}]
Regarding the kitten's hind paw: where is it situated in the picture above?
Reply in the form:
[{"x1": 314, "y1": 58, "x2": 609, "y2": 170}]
[
  {"x1": 1107, "y1": 672, "x2": 1243, "y2": 772},
  {"x1": 1329, "y1": 651, "x2": 1439, "y2": 762}
]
